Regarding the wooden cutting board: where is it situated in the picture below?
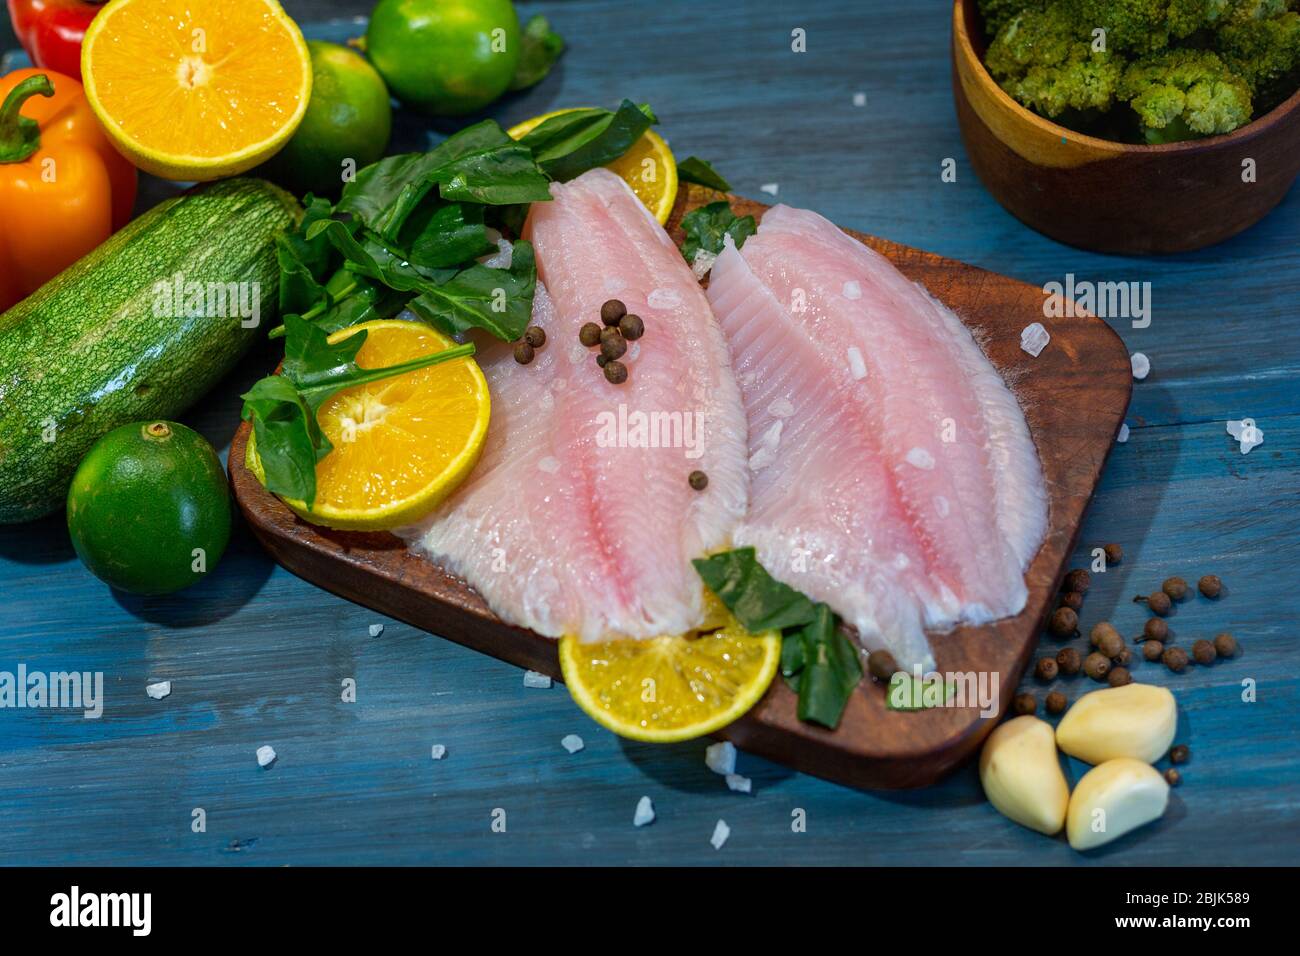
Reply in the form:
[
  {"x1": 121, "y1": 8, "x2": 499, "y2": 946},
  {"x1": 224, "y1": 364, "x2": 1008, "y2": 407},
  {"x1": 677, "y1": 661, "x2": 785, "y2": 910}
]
[{"x1": 228, "y1": 186, "x2": 1132, "y2": 790}]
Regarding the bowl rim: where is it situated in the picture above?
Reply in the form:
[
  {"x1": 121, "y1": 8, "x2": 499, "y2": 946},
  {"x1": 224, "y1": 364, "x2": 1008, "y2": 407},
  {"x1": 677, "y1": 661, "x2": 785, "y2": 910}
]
[{"x1": 952, "y1": 0, "x2": 1300, "y2": 154}]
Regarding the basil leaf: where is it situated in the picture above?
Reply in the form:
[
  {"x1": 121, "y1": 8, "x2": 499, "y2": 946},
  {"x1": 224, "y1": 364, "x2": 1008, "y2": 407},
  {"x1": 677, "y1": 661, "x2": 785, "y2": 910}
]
[
  {"x1": 677, "y1": 156, "x2": 732, "y2": 192},
  {"x1": 509, "y1": 15, "x2": 565, "y2": 91},
  {"x1": 519, "y1": 100, "x2": 657, "y2": 181},
  {"x1": 337, "y1": 120, "x2": 552, "y2": 239},
  {"x1": 680, "y1": 201, "x2": 756, "y2": 264},
  {"x1": 310, "y1": 279, "x2": 411, "y2": 336},
  {"x1": 408, "y1": 240, "x2": 537, "y2": 342},
  {"x1": 692, "y1": 547, "x2": 817, "y2": 632},
  {"x1": 242, "y1": 373, "x2": 329, "y2": 506},
  {"x1": 307, "y1": 219, "x2": 454, "y2": 294},
  {"x1": 281, "y1": 311, "x2": 369, "y2": 401},
  {"x1": 794, "y1": 604, "x2": 863, "y2": 729}
]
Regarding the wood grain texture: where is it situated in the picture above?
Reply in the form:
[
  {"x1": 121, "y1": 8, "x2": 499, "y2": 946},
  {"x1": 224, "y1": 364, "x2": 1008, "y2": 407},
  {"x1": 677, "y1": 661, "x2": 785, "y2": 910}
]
[
  {"x1": 1, "y1": 0, "x2": 1297, "y2": 866},
  {"x1": 952, "y1": 0, "x2": 1300, "y2": 254},
  {"x1": 228, "y1": 186, "x2": 1132, "y2": 790}
]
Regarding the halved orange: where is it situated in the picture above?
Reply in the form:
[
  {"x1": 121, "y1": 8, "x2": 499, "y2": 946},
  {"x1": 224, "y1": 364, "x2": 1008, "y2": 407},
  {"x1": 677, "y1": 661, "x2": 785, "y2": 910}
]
[
  {"x1": 81, "y1": 0, "x2": 312, "y2": 181},
  {"x1": 247, "y1": 320, "x2": 491, "y2": 531}
]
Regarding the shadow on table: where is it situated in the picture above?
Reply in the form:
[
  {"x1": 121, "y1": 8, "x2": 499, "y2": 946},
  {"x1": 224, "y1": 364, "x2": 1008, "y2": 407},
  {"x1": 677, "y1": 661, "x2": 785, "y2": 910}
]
[
  {"x1": 0, "y1": 510, "x2": 77, "y2": 564},
  {"x1": 616, "y1": 736, "x2": 798, "y2": 795}
]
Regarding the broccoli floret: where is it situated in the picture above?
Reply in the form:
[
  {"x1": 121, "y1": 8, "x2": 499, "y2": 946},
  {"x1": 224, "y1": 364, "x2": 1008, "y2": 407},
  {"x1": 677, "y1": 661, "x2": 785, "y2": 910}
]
[
  {"x1": 1069, "y1": 0, "x2": 1226, "y2": 53},
  {"x1": 1217, "y1": 10, "x2": 1300, "y2": 93},
  {"x1": 1119, "y1": 49, "x2": 1254, "y2": 141},
  {"x1": 986, "y1": 2, "x2": 1127, "y2": 117},
  {"x1": 979, "y1": 0, "x2": 1047, "y2": 36}
]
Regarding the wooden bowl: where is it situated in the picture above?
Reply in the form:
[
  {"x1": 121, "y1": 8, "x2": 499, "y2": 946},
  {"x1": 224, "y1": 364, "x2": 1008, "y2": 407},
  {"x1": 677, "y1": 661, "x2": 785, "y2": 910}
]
[{"x1": 952, "y1": 0, "x2": 1300, "y2": 254}]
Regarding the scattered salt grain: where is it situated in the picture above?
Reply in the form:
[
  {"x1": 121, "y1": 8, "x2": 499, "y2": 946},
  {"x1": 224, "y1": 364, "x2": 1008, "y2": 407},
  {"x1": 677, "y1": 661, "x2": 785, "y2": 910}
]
[
  {"x1": 146, "y1": 681, "x2": 171, "y2": 700},
  {"x1": 1019, "y1": 322, "x2": 1050, "y2": 357},
  {"x1": 691, "y1": 248, "x2": 718, "y2": 280},
  {"x1": 1117, "y1": 423, "x2": 1130, "y2": 443},
  {"x1": 647, "y1": 287, "x2": 682, "y2": 310},
  {"x1": 538, "y1": 456, "x2": 561, "y2": 474},
  {"x1": 368, "y1": 623, "x2": 384, "y2": 638},
  {"x1": 603, "y1": 276, "x2": 626, "y2": 295},
  {"x1": 853, "y1": 92, "x2": 867, "y2": 107},
  {"x1": 569, "y1": 343, "x2": 587, "y2": 365},
  {"x1": 523, "y1": 670, "x2": 552, "y2": 689},
  {"x1": 710, "y1": 819, "x2": 731, "y2": 849},
  {"x1": 934, "y1": 495, "x2": 950, "y2": 518},
  {"x1": 431, "y1": 744, "x2": 447, "y2": 760},
  {"x1": 1226, "y1": 418, "x2": 1264, "y2": 455},
  {"x1": 1130, "y1": 352, "x2": 1150, "y2": 380},
  {"x1": 633, "y1": 796, "x2": 655, "y2": 827},
  {"x1": 628, "y1": 342, "x2": 641, "y2": 361},
  {"x1": 768, "y1": 397, "x2": 795, "y2": 419},
  {"x1": 725, "y1": 773, "x2": 752, "y2": 794},
  {"x1": 842, "y1": 280, "x2": 862, "y2": 300},
  {"x1": 846, "y1": 346, "x2": 868, "y2": 380},
  {"x1": 906, "y1": 447, "x2": 935, "y2": 470},
  {"x1": 561, "y1": 734, "x2": 585, "y2": 754},
  {"x1": 761, "y1": 183, "x2": 779, "y2": 196},
  {"x1": 256, "y1": 745, "x2": 277, "y2": 768},
  {"x1": 705, "y1": 741, "x2": 737, "y2": 775},
  {"x1": 748, "y1": 420, "x2": 783, "y2": 471}
]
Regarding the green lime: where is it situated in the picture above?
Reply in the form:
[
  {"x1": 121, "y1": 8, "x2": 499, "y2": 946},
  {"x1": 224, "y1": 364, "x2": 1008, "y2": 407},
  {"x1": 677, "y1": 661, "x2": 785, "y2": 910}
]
[
  {"x1": 262, "y1": 40, "x2": 393, "y2": 196},
  {"x1": 366, "y1": 0, "x2": 521, "y2": 116},
  {"x1": 67, "y1": 422, "x2": 231, "y2": 596}
]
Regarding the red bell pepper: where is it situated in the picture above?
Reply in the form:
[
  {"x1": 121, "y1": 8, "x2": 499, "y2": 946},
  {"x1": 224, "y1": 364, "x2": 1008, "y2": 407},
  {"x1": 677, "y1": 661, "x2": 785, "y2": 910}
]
[{"x1": 6, "y1": 1, "x2": 107, "y2": 82}]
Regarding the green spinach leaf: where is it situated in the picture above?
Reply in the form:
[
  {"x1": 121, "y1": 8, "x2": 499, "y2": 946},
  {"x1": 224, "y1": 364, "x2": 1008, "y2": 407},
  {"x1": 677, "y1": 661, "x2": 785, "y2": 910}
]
[
  {"x1": 408, "y1": 240, "x2": 537, "y2": 342},
  {"x1": 519, "y1": 100, "x2": 657, "y2": 182}
]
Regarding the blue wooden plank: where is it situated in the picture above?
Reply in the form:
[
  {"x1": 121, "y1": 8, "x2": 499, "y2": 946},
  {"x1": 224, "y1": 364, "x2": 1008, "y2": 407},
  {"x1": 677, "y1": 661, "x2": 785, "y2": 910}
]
[{"x1": 0, "y1": 0, "x2": 1297, "y2": 866}]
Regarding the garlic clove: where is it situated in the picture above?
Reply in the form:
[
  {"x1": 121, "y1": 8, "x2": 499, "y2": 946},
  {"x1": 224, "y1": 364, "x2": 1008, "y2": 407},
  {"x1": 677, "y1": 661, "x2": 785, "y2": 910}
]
[
  {"x1": 979, "y1": 715, "x2": 1070, "y2": 836},
  {"x1": 1067, "y1": 757, "x2": 1169, "y2": 851},
  {"x1": 1056, "y1": 683, "x2": 1176, "y2": 765}
]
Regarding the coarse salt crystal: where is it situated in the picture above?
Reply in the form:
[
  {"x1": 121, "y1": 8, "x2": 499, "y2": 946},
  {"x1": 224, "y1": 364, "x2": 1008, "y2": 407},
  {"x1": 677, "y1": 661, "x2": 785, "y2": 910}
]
[
  {"x1": 633, "y1": 796, "x2": 655, "y2": 827},
  {"x1": 761, "y1": 183, "x2": 779, "y2": 196},
  {"x1": 853, "y1": 92, "x2": 867, "y2": 107},
  {"x1": 523, "y1": 670, "x2": 552, "y2": 689},
  {"x1": 561, "y1": 734, "x2": 585, "y2": 754},
  {"x1": 748, "y1": 420, "x2": 783, "y2": 472},
  {"x1": 256, "y1": 745, "x2": 276, "y2": 768},
  {"x1": 705, "y1": 741, "x2": 736, "y2": 775},
  {"x1": 934, "y1": 495, "x2": 950, "y2": 518},
  {"x1": 842, "y1": 280, "x2": 862, "y2": 300},
  {"x1": 1226, "y1": 418, "x2": 1264, "y2": 454},
  {"x1": 710, "y1": 819, "x2": 731, "y2": 849},
  {"x1": 478, "y1": 237, "x2": 513, "y2": 270},
  {"x1": 538, "y1": 456, "x2": 560, "y2": 474},
  {"x1": 725, "y1": 773, "x2": 752, "y2": 794},
  {"x1": 768, "y1": 397, "x2": 795, "y2": 418},
  {"x1": 647, "y1": 288, "x2": 682, "y2": 310},
  {"x1": 1130, "y1": 352, "x2": 1150, "y2": 379},
  {"x1": 906, "y1": 447, "x2": 935, "y2": 470},
  {"x1": 691, "y1": 249, "x2": 718, "y2": 281},
  {"x1": 431, "y1": 744, "x2": 447, "y2": 760},
  {"x1": 1117, "y1": 423, "x2": 1130, "y2": 443},
  {"x1": 146, "y1": 681, "x2": 171, "y2": 700},
  {"x1": 368, "y1": 623, "x2": 384, "y2": 638},
  {"x1": 847, "y1": 347, "x2": 868, "y2": 381},
  {"x1": 1020, "y1": 322, "x2": 1050, "y2": 357}
]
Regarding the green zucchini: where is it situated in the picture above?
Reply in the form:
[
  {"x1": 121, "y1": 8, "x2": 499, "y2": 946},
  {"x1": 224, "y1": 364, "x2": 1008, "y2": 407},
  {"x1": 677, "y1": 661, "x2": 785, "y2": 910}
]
[{"x1": 0, "y1": 177, "x2": 301, "y2": 523}]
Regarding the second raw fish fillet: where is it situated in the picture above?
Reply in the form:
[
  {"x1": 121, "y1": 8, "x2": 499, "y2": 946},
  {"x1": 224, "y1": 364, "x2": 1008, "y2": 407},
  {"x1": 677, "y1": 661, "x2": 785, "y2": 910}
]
[
  {"x1": 706, "y1": 205, "x2": 1048, "y2": 671},
  {"x1": 402, "y1": 169, "x2": 748, "y2": 642}
]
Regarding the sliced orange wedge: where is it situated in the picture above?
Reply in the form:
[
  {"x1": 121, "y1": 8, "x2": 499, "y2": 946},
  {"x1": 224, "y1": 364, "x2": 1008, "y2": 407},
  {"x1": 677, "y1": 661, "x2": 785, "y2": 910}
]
[
  {"x1": 81, "y1": 0, "x2": 312, "y2": 181},
  {"x1": 247, "y1": 320, "x2": 490, "y2": 531}
]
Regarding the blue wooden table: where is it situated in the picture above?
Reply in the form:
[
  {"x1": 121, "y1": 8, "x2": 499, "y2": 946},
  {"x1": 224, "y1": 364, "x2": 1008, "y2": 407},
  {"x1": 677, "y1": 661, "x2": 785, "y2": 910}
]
[{"x1": 2, "y1": 0, "x2": 1296, "y2": 866}]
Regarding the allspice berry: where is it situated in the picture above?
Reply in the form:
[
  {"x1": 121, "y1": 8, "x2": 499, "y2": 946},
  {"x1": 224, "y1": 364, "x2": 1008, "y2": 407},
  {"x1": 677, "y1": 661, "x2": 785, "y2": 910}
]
[
  {"x1": 1162, "y1": 646, "x2": 1189, "y2": 673},
  {"x1": 513, "y1": 341, "x2": 535, "y2": 365},
  {"x1": 1035, "y1": 656, "x2": 1059, "y2": 681},
  {"x1": 1213, "y1": 633, "x2": 1238, "y2": 658},
  {"x1": 1012, "y1": 692, "x2": 1037, "y2": 716},
  {"x1": 1164, "y1": 768, "x2": 1182, "y2": 787},
  {"x1": 1143, "y1": 639, "x2": 1165, "y2": 662},
  {"x1": 600, "y1": 299, "x2": 627, "y2": 326},
  {"x1": 1107, "y1": 666, "x2": 1132, "y2": 687},
  {"x1": 867, "y1": 649, "x2": 898, "y2": 682},
  {"x1": 579, "y1": 321, "x2": 603, "y2": 347},
  {"x1": 1045, "y1": 691, "x2": 1067, "y2": 715},
  {"x1": 1143, "y1": 617, "x2": 1168, "y2": 642},
  {"x1": 1198, "y1": 574, "x2": 1222, "y2": 598},
  {"x1": 1060, "y1": 591, "x2": 1084, "y2": 612},
  {"x1": 1090, "y1": 621, "x2": 1120, "y2": 649},
  {"x1": 1113, "y1": 646, "x2": 1133, "y2": 667},
  {"x1": 1170, "y1": 744, "x2": 1190, "y2": 764},
  {"x1": 1097, "y1": 628, "x2": 1124, "y2": 659},
  {"x1": 1192, "y1": 639, "x2": 1217, "y2": 665},
  {"x1": 1103, "y1": 543, "x2": 1123, "y2": 565},
  {"x1": 1048, "y1": 607, "x2": 1078, "y2": 638},
  {"x1": 1147, "y1": 591, "x2": 1172, "y2": 616},
  {"x1": 1063, "y1": 569, "x2": 1091, "y2": 594},
  {"x1": 1162, "y1": 576, "x2": 1189, "y2": 601},
  {"x1": 1056, "y1": 646, "x2": 1082, "y2": 676},
  {"x1": 1084, "y1": 652, "x2": 1111, "y2": 681}
]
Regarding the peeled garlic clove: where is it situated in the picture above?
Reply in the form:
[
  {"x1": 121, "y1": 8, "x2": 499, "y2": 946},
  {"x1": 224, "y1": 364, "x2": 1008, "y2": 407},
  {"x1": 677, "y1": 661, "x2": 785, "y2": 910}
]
[
  {"x1": 1067, "y1": 757, "x2": 1169, "y2": 850},
  {"x1": 979, "y1": 715, "x2": 1069, "y2": 835},
  {"x1": 1056, "y1": 683, "x2": 1176, "y2": 765}
]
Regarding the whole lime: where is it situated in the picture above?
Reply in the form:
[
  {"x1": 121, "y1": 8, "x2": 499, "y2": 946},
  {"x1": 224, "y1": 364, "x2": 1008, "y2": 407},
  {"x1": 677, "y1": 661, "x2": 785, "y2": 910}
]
[
  {"x1": 366, "y1": 0, "x2": 521, "y2": 116},
  {"x1": 67, "y1": 422, "x2": 232, "y2": 596},
  {"x1": 262, "y1": 40, "x2": 393, "y2": 196}
]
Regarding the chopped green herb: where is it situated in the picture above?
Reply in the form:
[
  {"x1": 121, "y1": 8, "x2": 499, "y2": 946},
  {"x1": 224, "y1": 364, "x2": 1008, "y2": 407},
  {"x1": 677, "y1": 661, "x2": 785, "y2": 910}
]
[
  {"x1": 510, "y1": 15, "x2": 566, "y2": 92},
  {"x1": 676, "y1": 156, "x2": 732, "y2": 192},
  {"x1": 680, "y1": 200, "x2": 757, "y2": 264},
  {"x1": 794, "y1": 604, "x2": 864, "y2": 728}
]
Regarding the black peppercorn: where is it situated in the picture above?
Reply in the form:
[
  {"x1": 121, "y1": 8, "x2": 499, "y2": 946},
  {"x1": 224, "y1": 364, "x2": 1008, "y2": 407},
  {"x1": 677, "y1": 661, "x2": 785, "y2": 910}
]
[
  {"x1": 1046, "y1": 691, "x2": 1067, "y2": 715},
  {"x1": 600, "y1": 299, "x2": 627, "y2": 326},
  {"x1": 1192, "y1": 639, "x2": 1217, "y2": 665},
  {"x1": 1163, "y1": 646, "x2": 1189, "y2": 673},
  {"x1": 1198, "y1": 574, "x2": 1222, "y2": 598},
  {"x1": 1035, "y1": 656, "x2": 1059, "y2": 681},
  {"x1": 867, "y1": 649, "x2": 898, "y2": 682},
  {"x1": 1084, "y1": 652, "x2": 1111, "y2": 681},
  {"x1": 1056, "y1": 646, "x2": 1082, "y2": 676},
  {"x1": 1049, "y1": 607, "x2": 1078, "y2": 638},
  {"x1": 1213, "y1": 633, "x2": 1238, "y2": 658},
  {"x1": 1012, "y1": 692, "x2": 1037, "y2": 716}
]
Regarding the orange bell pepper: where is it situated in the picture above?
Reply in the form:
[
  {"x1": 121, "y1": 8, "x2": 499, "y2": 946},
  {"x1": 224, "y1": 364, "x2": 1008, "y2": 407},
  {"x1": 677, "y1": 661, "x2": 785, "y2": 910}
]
[{"x1": 0, "y1": 67, "x2": 137, "y2": 312}]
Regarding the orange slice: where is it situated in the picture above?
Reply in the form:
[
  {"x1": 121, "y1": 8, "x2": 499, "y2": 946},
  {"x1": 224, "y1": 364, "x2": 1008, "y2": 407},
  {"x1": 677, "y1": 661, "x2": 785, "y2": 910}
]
[
  {"x1": 81, "y1": 0, "x2": 312, "y2": 181},
  {"x1": 247, "y1": 320, "x2": 490, "y2": 531}
]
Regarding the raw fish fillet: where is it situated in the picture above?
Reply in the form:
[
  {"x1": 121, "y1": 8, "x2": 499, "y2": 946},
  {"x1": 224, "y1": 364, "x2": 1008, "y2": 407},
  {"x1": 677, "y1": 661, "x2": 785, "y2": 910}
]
[
  {"x1": 705, "y1": 205, "x2": 1047, "y2": 671},
  {"x1": 401, "y1": 169, "x2": 747, "y2": 641}
]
